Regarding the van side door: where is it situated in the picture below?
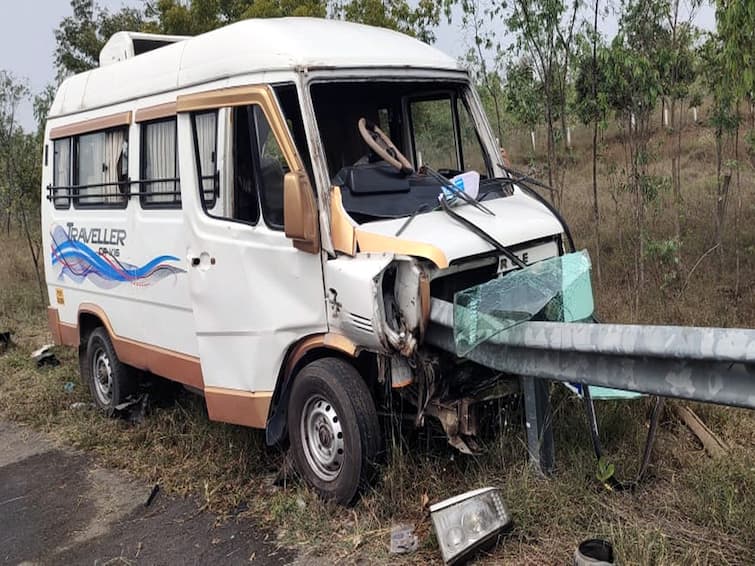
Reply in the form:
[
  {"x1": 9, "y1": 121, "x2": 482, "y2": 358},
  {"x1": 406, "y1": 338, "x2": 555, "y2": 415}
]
[{"x1": 177, "y1": 85, "x2": 326, "y2": 428}]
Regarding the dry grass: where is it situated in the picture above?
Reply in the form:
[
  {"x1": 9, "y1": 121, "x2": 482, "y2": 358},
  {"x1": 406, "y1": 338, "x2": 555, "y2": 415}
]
[{"x1": 1, "y1": 116, "x2": 754, "y2": 564}]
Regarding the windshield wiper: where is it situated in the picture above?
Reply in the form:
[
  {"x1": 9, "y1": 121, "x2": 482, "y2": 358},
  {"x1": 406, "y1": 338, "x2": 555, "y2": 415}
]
[
  {"x1": 438, "y1": 195, "x2": 527, "y2": 270},
  {"x1": 395, "y1": 203, "x2": 434, "y2": 236}
]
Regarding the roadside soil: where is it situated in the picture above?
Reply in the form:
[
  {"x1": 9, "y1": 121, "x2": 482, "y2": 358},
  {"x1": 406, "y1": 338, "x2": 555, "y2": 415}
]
[{"x1": 0, "y1": 420, "x2": 294, "y2": 566}]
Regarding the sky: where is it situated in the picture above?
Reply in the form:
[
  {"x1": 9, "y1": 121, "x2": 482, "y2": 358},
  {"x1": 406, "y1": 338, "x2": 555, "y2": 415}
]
[{"x1": 1, "y1": 0, "x2": 716, "y2": 132}]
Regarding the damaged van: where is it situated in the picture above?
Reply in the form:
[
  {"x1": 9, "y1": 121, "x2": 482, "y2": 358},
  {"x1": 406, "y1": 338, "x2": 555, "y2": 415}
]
[{"x1": 43, "y1": 18, "x2": 564, "y2": 504}]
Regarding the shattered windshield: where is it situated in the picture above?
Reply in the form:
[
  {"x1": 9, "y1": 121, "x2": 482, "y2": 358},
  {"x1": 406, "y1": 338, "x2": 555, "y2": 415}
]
[
  {"x1": 311, "y1": 80, "x2": 509, "y2": 222},
  {"x1": 454, "y1": 251, "x2": 595, "y2": 355}
]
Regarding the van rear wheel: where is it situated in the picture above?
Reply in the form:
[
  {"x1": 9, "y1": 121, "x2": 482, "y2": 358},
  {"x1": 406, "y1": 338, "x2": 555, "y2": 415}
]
[
  {"x1": 83, "y1": 327, "x2": 134, "y2": 416},
  {"x1": 287, "y1": 358, "x2": 381, "y2": 505}
]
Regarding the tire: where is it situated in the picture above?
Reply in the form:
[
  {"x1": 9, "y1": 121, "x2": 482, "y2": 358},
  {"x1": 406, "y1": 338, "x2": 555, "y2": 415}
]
[
  {"x1": 287, "y1": 358, "x2": 382, "y2": 505},
  {"x1": 82, "y1": 327, "x2": 135, "y2": 416}
]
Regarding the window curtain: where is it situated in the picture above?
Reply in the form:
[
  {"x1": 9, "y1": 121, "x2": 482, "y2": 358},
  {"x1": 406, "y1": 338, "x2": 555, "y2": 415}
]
[
  {"x1": 144, "y1": 120, "x2": 177, "y2": 204},
  {"x1": 76, "y1": 129, "x2": 126, "y2": 205},
  {"x1": 195, "y1": 112, "x2": 217, "y2": 203},
  {"x1": 103, "y1": 129, "x2": 126, "y2": 204},
  {"x1": 53, "y1": 139, "x2": 70, "y2": 207}
]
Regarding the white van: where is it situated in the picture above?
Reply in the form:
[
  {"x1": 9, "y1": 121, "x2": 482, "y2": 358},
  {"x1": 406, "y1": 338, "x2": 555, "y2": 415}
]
[{"x1": 43, "y1": 18, "x2": 563, "y2": 504}]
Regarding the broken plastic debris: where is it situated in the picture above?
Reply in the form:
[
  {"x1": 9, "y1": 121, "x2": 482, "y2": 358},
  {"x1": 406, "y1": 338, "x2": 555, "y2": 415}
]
[
  {"x1": 32, "y1": 344, "x2": 59, "y2": 367},
  {"x1": 31, "y1": 344, "x2": 55, "y2": 359},
  {"x1": 390, "y1": 524, "x2": 419, "y2": 554},
  {"x1": 0, "y1": 331, "x2": 12, "y2": 353},
  {"x1": 145, "y1": 484, "x2": 160, "y2": 507},
  {"x1": 63, "y1": 381, "x2": 76, "y2": 393},
  {"x1": 563, "y1": 383, "x2": 643, "y2": 401},
  {"x1": 116, "y1": 393, "x2": 150, "y2": 423},
  {"x1": 454, "y1": 250, "x2": 594, "y2": 355}
]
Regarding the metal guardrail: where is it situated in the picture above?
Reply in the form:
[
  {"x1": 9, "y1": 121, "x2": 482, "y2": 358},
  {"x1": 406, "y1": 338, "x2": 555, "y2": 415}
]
[
  {"x1": 427, "y1": 299, "x2": 755, "y2": 409},
  {"x1": 426, "y1": 299, "x2": 755, "y2": 472}
]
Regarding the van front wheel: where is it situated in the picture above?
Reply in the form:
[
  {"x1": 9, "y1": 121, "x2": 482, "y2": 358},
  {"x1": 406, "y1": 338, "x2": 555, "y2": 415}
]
[{"x1": 287, "y1": 358, "x2": 381, "y2": 505}]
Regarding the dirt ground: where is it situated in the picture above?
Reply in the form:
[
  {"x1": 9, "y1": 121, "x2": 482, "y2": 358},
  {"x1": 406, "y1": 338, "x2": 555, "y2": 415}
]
[{"x1": 0, "y1": 420, "x2": 294, "y2": 566}]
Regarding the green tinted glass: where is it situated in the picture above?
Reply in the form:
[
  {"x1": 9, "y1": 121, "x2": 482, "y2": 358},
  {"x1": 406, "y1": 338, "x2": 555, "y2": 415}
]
[{"x1": 454, "y1": 251, "x2": 594, "y2": 355}]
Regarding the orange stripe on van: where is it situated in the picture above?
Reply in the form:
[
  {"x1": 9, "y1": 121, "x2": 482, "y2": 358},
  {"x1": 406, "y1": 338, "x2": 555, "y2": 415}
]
[
  {"x1": 204, "y1": 387, "x2": 272, "y2": 429},
  {"x1": 135, "y1": 102, "x2": 177, "y2": 122},
  {"x1": 49, "y1": 111, "x2": 133, "y2": 139}
]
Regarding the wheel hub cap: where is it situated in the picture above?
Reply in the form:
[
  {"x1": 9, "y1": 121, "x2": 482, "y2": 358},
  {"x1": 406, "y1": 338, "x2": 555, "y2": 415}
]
[
  {"x1": 300, "y1": 396, "x2": 344, "y2": 481},
  {"x1": 92, "y1": 348, "x2": 113, "y2": 405}
]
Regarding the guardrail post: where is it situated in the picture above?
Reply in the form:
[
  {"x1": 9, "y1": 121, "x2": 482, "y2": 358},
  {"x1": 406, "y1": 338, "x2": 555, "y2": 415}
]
[{"x1": 521, "y1": 376, "x2": 554, "y2": 475}]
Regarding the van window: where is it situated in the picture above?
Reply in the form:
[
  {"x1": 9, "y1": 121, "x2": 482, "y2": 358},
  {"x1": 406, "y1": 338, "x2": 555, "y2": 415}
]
[
  {"x1": 457, "y1": 98, "x2": 488, "y2": 174},
  {"x1": 231, "y1": 105, "x2": 260, "y2": 224},
  {"x1": 273, "y1": 84, "x2": 312, "y2": 179},
  {"x1": 197, "y1": 105, "x2": 288, "y2": 229},
  {"x1": 52, "y1": 138, "x2": 71, "y2": 209},
  {"x1": 409, "y1": 98, "x2": 457, "y2": 170},
  {"x1": 141, "y1": 118, "x2": 179, "y2": 207},
  {"x1": 255, "y1": 106, "x2": 288, "y2": 228},
  {"x1": 194, "y1": 111, "x2": 218, "y2": 207},
  {"x1": 74, "y1": 127, "x2": 129, "y2": 208}
]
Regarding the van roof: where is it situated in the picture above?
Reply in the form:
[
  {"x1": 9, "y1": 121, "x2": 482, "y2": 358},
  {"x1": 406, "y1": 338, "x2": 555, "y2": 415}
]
[{"x1": 49, "y1": 17, "x2": 462, "y2": 118}]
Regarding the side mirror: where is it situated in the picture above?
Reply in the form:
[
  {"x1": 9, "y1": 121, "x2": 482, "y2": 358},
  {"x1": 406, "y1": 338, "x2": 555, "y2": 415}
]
[{"x1": 284, "y1": 171, "x2": 320, "y2": 254}]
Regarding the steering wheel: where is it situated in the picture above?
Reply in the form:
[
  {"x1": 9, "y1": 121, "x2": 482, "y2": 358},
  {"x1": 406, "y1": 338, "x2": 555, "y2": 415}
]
[{"x1": 358, "y1": 117, "x2": 414, "y2": 174}]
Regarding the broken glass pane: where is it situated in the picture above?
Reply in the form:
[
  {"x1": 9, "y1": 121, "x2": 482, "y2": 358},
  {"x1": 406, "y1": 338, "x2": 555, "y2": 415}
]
[{"x1": 454, "y1": 250, "x2": 594, "y2": 355}]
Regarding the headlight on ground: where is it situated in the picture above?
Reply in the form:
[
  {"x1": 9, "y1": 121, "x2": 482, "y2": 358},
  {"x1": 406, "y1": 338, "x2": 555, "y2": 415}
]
[{"x1": 430, "y1": 487, "x2": 511, "y2": 564}]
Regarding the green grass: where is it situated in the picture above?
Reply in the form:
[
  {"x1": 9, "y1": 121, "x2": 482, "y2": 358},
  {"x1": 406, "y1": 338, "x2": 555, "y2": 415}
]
[{"x1": 1, "y1": 116, "x2": 754, "y2": 563}]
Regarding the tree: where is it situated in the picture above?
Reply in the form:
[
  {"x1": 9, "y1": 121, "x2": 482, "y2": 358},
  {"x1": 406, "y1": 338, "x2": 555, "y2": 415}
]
[
  {"x1": 661, "y1": 0, "x2": 700, "y2": 241},
  {"x1": 714, "y1": 0, "x2": 754, "y2": 102},
  {"x1": 460, "y1": 0, "x2": 506, "y2": 145},
  {"x1": 54, "y1": 0, "x2": 148, "y2": 80},
  {"x1": 145, "y1": 0, "x2": 328, "y2": 35},
  {"x1": 0, "y1": 71, "x2": 45, "y2": 303},
  {"x1": 55, "y1": 0, "x2": 452, "y2": 79},
  {"x1": 603, "y1": 0, "x2": 667, "y2": 315},
  {"x1": 699, "y1": 34, "x2": 739, "y2": 260},
  {"x1": 573, "y1": 1, "x2": 609, "y2": 283},
  {"x1": 504, "y1": 0, "x2": 580, "y2": 205},
  {"x1": 503, "y1": 59, "x2": 543, "y2": 150}
]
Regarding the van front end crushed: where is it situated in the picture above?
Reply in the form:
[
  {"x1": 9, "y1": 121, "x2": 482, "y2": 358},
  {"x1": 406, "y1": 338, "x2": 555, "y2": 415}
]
[{"x1": 323, "y1": 223, "x2": 572, "y2": 454}]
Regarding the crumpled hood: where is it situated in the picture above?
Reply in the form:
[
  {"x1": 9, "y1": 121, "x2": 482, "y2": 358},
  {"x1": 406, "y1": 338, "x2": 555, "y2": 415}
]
[{"x1": 356, "y1": 191, "x2": 564, "y2": 265}]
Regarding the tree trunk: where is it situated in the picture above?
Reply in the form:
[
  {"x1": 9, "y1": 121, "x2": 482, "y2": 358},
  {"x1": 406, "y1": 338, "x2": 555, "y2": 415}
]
[
  {"x1": 670, "y1": 97, "x2": 686, "y2": 243},
  {"x1": 592, "y1": 117, "x2": 601, "y2": 284},
  {"x1": 19, "y1": 202, "x2": 46, "y2": 307},
  {"x1": 545, "y1": 100, "x2": 557, "y2": 205}
]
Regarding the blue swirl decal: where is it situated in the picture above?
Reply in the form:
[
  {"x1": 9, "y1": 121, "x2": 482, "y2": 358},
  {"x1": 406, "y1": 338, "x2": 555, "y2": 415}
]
[{"x1": 50, "y1": 225, "x2": 185, "y2": 289}]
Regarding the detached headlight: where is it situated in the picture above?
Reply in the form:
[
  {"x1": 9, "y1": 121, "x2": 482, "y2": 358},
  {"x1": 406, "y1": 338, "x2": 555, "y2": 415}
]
[{"x1": 430, "y1": 487, "x2": 511, "y2": 565}]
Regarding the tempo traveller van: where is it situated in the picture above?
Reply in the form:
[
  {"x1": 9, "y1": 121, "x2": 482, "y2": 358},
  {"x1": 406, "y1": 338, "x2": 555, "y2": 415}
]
[{"x1": 43, "y1": 18, "x2": 564, "y2": 504}]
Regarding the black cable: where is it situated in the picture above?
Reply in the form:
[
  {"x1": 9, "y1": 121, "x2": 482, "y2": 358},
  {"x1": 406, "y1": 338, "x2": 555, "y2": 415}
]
[{"x1": 505, "y1": 171, "x2": 576, "y2": 253}]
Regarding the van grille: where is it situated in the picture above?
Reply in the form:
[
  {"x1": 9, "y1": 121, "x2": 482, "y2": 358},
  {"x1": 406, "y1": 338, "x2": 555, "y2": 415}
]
[{"x1": 347, "y1": 312, "x2": 374, "y2": 334}]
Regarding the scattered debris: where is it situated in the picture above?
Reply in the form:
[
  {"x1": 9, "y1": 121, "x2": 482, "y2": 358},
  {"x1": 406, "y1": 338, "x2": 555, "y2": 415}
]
[
  {"x1": 69, "y1": 402, "x2": 94, "y2": 410},
  {"x1": 145, "y1": 484, "x2": 160, "y2": 507},
  {"x1": 32, "y1": 344, "x2": 59, "y2": 367},
  {"x1": 63, "y1": 382, "x2": 76, "y2": 393},
  {"x1": 295, "y1": 497, "x2": 306, "y2": 510},
  {"x1": 0, "y1": 331, "x2": 12, "y2": 353},
  {"x1": 574, "y1": 538, "x2": 615, "y2": 565},
  {"x1": 116, "y1": 393, "x2": 150, "y2": 424},
  {"x1": 389, "y1": 524, "x2": 418, "y2": 555},
  {"x1": 674, "y1": 404, "x2": 729, "y2": 459}
]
